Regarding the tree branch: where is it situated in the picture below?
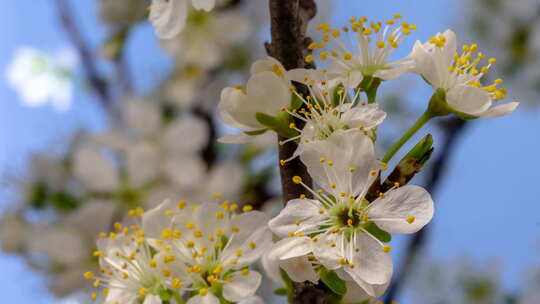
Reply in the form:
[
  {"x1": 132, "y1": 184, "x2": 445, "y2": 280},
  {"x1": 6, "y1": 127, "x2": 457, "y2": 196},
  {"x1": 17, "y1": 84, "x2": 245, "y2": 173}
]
[
  {"x1": 383, "y1": 118, "x2": 468, "y2": 303},
  {"x1": 267, "y1": 1, "x2": 328, "y2": 303},
  {"x1": 53, "y1": 0, "x2": 114, "y2": 116}
]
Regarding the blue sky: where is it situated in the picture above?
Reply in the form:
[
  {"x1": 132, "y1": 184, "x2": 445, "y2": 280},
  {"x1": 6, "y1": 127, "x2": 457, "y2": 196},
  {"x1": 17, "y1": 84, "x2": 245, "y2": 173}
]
[{"x1": 0, "y1": 0, "x2": 539, "y2": 303}]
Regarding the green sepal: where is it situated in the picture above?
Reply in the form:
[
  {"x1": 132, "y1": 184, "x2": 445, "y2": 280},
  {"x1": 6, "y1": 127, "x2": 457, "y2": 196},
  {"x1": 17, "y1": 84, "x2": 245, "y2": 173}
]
[
  {"x1": 403, "y1": 134, "x2": 434, "y2": 166},
  {"x1": 244, "y1": 128, "x2": 268, "y2": 136},
  {"x1": 363, "y1": 222, "x2": 391, "y2": 243},
  {"x1": 49, "y1": 192, "x2": 79, "y2": 211},
  {"x1": 365, "y1": 77, "x2": 381, "y2": 104},
  {"x1": 291, "y1": 93, "x2": 304, "y2": 110},
  {"x1": 273, "y1": 288, "x2": 288, "y2": 296},
  {"x1": 426, "y1": 88, "x2": 452, "y2": 117},
  {"x1": 255, "y1": 112, "x2": 280, "y2": 128},
  {"x1": 454, "y1": 110, "x2": 480, "y2": 120},
  {"x1": 158, "y1": 286, "x2": 173, "y2": 301},
  {"x1": 319, "y1": 268, "x2": 347, "y2": 296}
]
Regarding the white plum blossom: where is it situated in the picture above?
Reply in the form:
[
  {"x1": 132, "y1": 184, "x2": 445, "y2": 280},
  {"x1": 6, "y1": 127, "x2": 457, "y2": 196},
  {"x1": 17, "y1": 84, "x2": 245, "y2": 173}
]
[
  {"x1": 163, "y1": 10, "x2": 251, "y2": 69},
  {"x1": 6, "y1": 47, "x2": 76, "y2": 111},
  {"x1": 268, "y1": 130, "x2": 434, "y2": 296},
  {"x1": 279, "y1": 68, "x2": 386, "y2": 160},
  {"x1": 140, "y1": 200, "x2": 272, "y2": 303},
  {"x1": 307, "y1": 14, "x2": 416, "y2": 86},
  {"x1": 218, "y1": 57, "x2": 292, "y2": 143},
  {"x1": 72, "y1": 144, "x2": 120, "y2": 192},
  {"x1": 409, "y1": 29, "x2": 519, "y2": 118},
  {"x1": 84, "y1": 216, "x2": 173, "y2": 304},
  {"x1": 149, "y1": 0, "x2": 216, "y2": 39}
]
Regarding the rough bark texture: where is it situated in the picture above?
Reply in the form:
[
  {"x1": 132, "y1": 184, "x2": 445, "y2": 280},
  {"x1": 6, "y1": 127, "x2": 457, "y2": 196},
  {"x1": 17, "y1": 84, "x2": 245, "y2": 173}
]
[
  {"x1": 267, "y1": 1, "x2": 330, "y2": 303},
  {"x1": 267, "y1": 0, "x2": 316, "y2": 204},
  {"x1": 383, "y1": 118, "x2": 468, "y2": 303}
]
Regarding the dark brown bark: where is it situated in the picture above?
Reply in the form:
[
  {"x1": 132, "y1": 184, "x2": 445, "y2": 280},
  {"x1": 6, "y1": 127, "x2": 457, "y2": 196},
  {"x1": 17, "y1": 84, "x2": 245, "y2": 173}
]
[{"x1": 267, "y1": 1, "x2": 329, "y2": 303}]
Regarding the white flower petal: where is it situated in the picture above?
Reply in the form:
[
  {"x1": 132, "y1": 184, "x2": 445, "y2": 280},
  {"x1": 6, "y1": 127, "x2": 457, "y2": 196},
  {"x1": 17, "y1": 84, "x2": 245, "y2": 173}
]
[
  {"x1": 300, "y1": 129, "x2": 378, "y2": 197},
  {"x1": 281, "y1": 255, "x2": 319, "y2": 283},
  {"x1": 268, "y1": 199, "x2": 323, "y2": 237},
  {"x1": 312, "y1": 233, "x2": 342, "y2": 270},
  {"x1": 143, "y1": 294, "x2": 162, "y2": 304},
  {"x1": 261, "y1": 251, "x2": 282, "y2": 284},
  {"x1": 340, "y1": 104, "x2": 387, "y2": 130},
  {"x1": 479, "y1": 101, "x2": 519, "y2": 118},
  {"x1": 187, "y1": 293, "x2": 220, "y2": 304},
  {"x1": 345, "y1": 233, "x2": 392, "y2": 285},
  {"x1": 269, "y1": 237, "x2": 313, "y2": 260},
  {"x1": 218, "y1": 87, "x2": 259, "y2": 131},
  {"x1": 447, "y1": 84, "x2": 492, "y2": 115},
  {"x1": 368, "y1": 185, "x2": 434, "y2": 234},
  {"x1": 149, "y1": 0, "x2": 188, "y2": 39},
  {"x1": 342, "y1": 280, "x2": 389, "y2": 304},
  {"x1": 246, "y1": 71, "x2": 291, "y2": 116},
  {"x1": 192, "y1": 0, "x2": 215, "y2": 11},
  {"x1": 250, "y1": 57, "x2": 285, "y2": 76},
  {"x1": 223, "y1": 270, "x2": 262, "y2": 302}
]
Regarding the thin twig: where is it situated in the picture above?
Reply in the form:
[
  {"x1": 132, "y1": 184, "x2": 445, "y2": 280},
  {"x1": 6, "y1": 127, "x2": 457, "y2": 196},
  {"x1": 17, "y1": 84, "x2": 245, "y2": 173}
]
[
  {"x1": 53, "y1": 0, "x2": 114, "y2": 116},
  {"x1": 383, "y1": 118, "x2": 468, "y2": 303}
]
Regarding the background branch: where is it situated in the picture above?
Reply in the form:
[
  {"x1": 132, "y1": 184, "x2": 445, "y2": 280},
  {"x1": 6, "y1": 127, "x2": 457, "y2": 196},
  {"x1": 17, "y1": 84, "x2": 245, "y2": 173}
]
[
  {"x1": 54, "y1": 0, "x2": 115, "y2": 118},
  {"x1": 383, "y1": 118, "x2": 469, "y2": 303}
]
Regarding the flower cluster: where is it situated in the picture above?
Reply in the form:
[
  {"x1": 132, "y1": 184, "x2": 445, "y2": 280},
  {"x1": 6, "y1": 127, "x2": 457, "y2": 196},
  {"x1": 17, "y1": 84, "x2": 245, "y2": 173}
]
[
  {"x1": 84, "y1": 200, "x2": 271, "y2": 304},
  {"x1": 216, "y1": 14, "x2": 519, "y2": 302}
]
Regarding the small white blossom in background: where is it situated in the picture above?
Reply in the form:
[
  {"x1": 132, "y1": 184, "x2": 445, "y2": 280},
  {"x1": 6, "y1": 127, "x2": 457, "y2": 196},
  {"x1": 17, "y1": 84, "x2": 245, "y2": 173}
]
[
  {"x1": 5, "y1": 47, "x2": 77, "y2": 112},
  {"x1": 149, "y1": 0, "x2": 216, "y2": 39},
  {"x1": 84, "y1": 199, "x2": 272, "y2": 304}
]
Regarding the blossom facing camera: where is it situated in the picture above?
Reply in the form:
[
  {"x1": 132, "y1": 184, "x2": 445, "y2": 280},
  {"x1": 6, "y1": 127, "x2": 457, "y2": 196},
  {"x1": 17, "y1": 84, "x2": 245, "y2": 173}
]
[
  {"x1": 409, "y1": 29, "x2": 519, "y2": 119},
  {"x1": 149, "y1": 0, "x2": 216, "y2": 39},
  {"x1": 268, "y1": 130, "x2": 434, "y2": 296},
  {"x1": 308, "y1": 14, "x2": 416, "y2": 88},
  {"x1": 86, "y1": 199, "x2": 272, "y2": 304}
]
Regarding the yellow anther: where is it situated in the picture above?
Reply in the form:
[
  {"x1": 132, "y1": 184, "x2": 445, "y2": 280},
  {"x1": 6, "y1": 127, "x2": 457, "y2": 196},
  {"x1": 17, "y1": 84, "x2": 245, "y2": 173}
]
[
  {"x1": 339, "y1": 258, "x2": 347, "y2": 265},
  {"x1": 308, "y1": 42, "x2": 318, "y2": 50},
  {"x1": 382, "y1": 245, "x2": 392, "y2": 253},
  {"x1": 164, "y1": 254, "x2": 175, "y2": 263},
  {"x1": 299, "y1": 194, "x2": 306, "y2": 199},
  {"x1": 292, "y1": 176, "x2": 302, "y2": 184},
  {"x1": 394, "y1": 13, "x2": 403, "y2": 19},
  {"x1": 162, "y1": 269, "x2": 171, "y2": 277},
  {"x1": 289, "y1": 122, "x2": 296, "y2": 129},
  {"x1": 185, "y1": 222, "x2": 195, "y2": 229},
  {"x1": 172, "y1": 278, "x2": 181, "y2": 289},
  {"x1": 199, "y1": 288, "x2": 208, "y2": 296},
  {"x1": 377, "y1": 41, "x2": 385, "y2": 48},
  {"x1": 215, "y1": 212, "x2": 224, "y2": 219},
  {"x1": 187, "y1": 241, "x2": 195, "y2": 248},
  {"x1": 93, "y1": 251, "x2": 103, "y2": 257},
  {"x1": 213, "y1": 265, "x2": 224, "y2": 274},
  {"x1": 394, "y1": 182, "x2": 400, "y2": 187},
  {"x1": 305, "y1": 55, "x2": 314, "y2": 63},
  {"x1": 242, "y1": 205, "x2": 253, "y2": 212},
  {"x1": 91, "y1": 292, "x2": 97, "y2": 301},
  {"x1": 330, "y1": 184, "x2": 337, "y2": 189},
  {"x1": 139, "y1": 288, "x2": 148, "y2": 296},
  {"x1": 164, "y1": 210, "x2": 175, "y2": 216},
  {"x1": 242, "y1": 268, "x2": 250, "y2": 276},
  {"x1": 230, "y1": 259, "x2": 238, "y2": 265},
  {"x1": 83, "y1": 272, "x2": 94, "y2": 280},
  {"x1": 280, "y1": 160, "x2": 286, "y2": 166},
  {"x1": 319, "y1": 157, "x2": 326, "y2": 163},
  {"x1": 370, "y1": 170, "x2": 377, "y2": 176},
  {"x1": 361, "y1": 215, "x2": 369, "y2": 222},
  {"x1": 488, "y1": 58, "x2": 497, "y2": 64},
  {"x1": 177, "y1": 200, "x2": 187, "y2": 209},
  {"x1": 113, "y1": 222, "x2": 122, "y2": 232},
  {"x1": 347, "y1": 219, "x2": 353, "y2": 226},
  {"x1": 320, "y1": 52, "x2": 328, "y2": 60},
  {"x1": 319, "y1": 209, "x2": 325, "y2": 214},
  {"x1": 406, "y1": 216, "x2": 416, "y2": 224},
  {"x1": 230, "y1": 204, "x2": 238, "y2": 211},
  {"x1": 327, "y1": 160, "x2": 334, "y2": 166},
  {"x1": 249, "y1": 242, "x2": 257, "y2": 249},
  {"x1": 343, "y1": 53, "x2": 353, "y2": 60},
  {"x1": 295, "y1": 220, "x2": 302, "y2": 226},
  {"x1": 149, "y1": 259, "x2": 157, "y2": 268},
  {"x1": 232, "y1": 227, "x2": 240, "y2": 233},
  {"x1": 236, "y1": 249, "x2": 244, "y2": 257}
]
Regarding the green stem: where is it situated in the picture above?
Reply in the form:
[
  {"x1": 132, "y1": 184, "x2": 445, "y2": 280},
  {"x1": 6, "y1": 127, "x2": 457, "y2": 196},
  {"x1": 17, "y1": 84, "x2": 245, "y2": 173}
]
[{"x1": 382, "y1": 110, "x2": 434, "y2": 163}]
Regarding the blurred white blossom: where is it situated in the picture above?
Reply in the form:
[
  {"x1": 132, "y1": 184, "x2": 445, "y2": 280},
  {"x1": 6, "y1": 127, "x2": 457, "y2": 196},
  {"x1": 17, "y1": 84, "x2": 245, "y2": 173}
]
[{"x1": 6, "y1": 47, "x2": 76, "y2": 111}]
